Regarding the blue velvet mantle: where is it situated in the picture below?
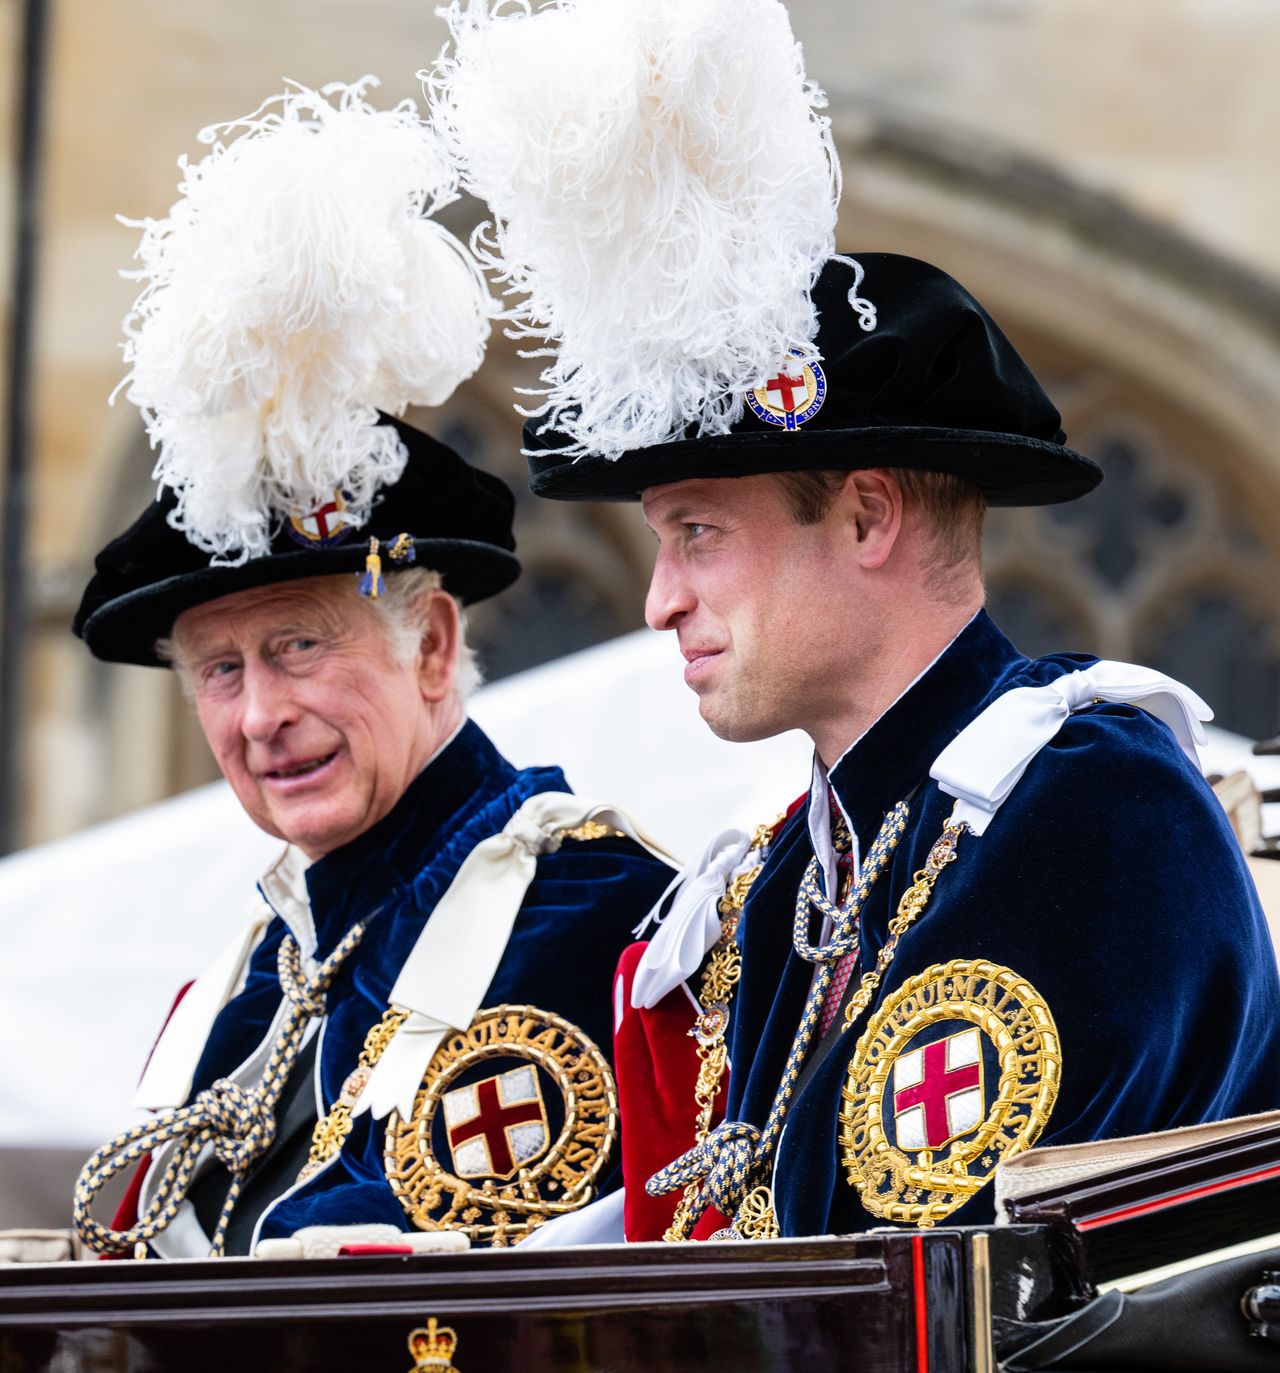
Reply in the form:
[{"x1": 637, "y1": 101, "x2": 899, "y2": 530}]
[
  {"x1": 725, "y1": 611, "x2": 1280, "y2": 1236},
  {"x1": 186, "y1": 719, "x2": 674, "y2": 1245}
]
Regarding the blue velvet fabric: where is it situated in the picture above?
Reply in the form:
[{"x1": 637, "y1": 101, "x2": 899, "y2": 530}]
[
  {"x1": 187, "y1": 719, "x2": 674, "y2": 1243},
  {"x1": 726, "y1": 611, "x2": 1280, "y2": 1236}
]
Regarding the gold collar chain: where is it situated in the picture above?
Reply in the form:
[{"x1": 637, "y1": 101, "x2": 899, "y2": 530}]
[
  {"x1": 841, "y1": 815, "x2": 966, "y2": 1033},
  {"x1": 662, "y1": 806, "x2": 968, "y2": 1243},
  {"x1": 661, "y1": 817, "x2": 777, "y2": 1243}
]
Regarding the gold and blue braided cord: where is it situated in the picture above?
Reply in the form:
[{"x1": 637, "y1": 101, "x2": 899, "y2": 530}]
[
  {"x1": 647, "y1": 802, "x2": 908, "y2": 1231},
  {"x1": 73, "y1": 920, "x2": 365, "y2": 1258}
]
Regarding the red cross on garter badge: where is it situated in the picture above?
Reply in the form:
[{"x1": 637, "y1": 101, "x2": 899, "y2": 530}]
[
  {"x1": 838, "y1": 959, "x2": 1060, "y2": 1227},
  {"x1": 443, "y1": 1064, "x2": 549, "y2": 1181},
  {"x1": 745, "y1": 351, "x2": 827, "y2": 431},
  {"x1": 384, "y1": 1004, "x2": 617, "y2": 1247},
  {"x1": 892, "y1": 1026, "x2": 984, "y2": 1152}
]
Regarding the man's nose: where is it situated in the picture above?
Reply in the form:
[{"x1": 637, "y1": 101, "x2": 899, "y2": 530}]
[
  {"x1": 644, "y1": 548, "x2": 696, "y2": 632},
  {"x1": 239, "y1": 661, "x2": 297, "y2": 742}
]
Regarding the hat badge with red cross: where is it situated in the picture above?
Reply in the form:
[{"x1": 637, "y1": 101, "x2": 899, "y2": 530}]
[
  {"x1": 287, "y1": 489, "x2": 356, "y2": 549},
  {"x1": 746, "y1": 351, "x2": 828, "y2": 432}
]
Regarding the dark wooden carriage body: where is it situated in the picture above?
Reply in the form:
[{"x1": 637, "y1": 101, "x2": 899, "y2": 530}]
[{"x1": 0, "y1": 1226, "x2": 1082, "y2": 1373}]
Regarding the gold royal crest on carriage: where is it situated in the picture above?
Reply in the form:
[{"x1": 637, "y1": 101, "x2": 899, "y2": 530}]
[{"x1": 406, "y1": 1317, "x2": 460, "y2": 1372}]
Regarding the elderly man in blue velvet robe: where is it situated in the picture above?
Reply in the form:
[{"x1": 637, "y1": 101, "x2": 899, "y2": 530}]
[
  {"x1": 73, "y1": 434, "x2": 671, "y2": 1259},
  {"x1": 66, "y1": 82, "x2": 674, "y2": 1259}
]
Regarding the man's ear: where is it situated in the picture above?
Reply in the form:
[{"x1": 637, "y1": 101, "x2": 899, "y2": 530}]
[
  {"x1": 416, "y1": 590, "x2": 461, "y2": 703},
  {"x1": 839, "y1": 468, "x2": 904, "y2": 570}
]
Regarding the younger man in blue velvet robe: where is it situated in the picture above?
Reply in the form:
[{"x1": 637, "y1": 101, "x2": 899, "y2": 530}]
[
  {"x1": 430, "y1": 0, "x2": 1280, "y2": 1247},
  {"x1": 517, "y1": 254, "x2": 1280, "y2": 1239}
]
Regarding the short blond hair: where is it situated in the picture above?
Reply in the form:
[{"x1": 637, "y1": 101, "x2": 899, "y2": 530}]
[{"x1": 774, "y1": 467, "x2": 986, "y2": 573}]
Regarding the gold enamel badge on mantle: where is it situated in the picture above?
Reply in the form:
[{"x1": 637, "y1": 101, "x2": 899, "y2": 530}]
[
  {"x1": 838, "y1": 959, "x2": 1060, "y2": 1227},
  {"x1": 384, "y1": 1004, "x2": 617, "y2": 1247}
]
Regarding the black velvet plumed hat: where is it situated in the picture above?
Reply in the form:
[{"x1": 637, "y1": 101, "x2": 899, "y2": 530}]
[
  {"x1": 74, "y1": 416, "x2": 520, "y2": 669},
  {"x1": 75, "y1": 79, "x2": 520, "y2": 669},
  {"x1": 525, "y1": 254, "x2": 1101, "y2": 506}
]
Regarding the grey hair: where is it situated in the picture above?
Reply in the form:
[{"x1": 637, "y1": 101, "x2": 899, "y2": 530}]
[
  {"x1": 379, "y1": 567, "x2": 484, "y2": 701},
  {"x1": 157, "y1": 567, "x2": 484, "y2": 701}
]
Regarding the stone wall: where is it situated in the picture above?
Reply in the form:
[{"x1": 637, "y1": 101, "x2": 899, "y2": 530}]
[{"x1": 6, "y1": 0, "x2": 1280, "y2": 845}]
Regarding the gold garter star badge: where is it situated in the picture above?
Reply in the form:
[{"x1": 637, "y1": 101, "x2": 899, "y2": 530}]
[
  {"x1": 838, "y1": 959, "x2": 1061, "y2": 1227},
  {"x1": 384, "y1": 1004, "x2": 617, "y2": 1247}
]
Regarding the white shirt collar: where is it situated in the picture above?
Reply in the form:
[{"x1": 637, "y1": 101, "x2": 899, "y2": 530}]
[
  {"x1": 806, "y1": 754, "x2": 856, "y2": 900},
  {"x1": 805, "y1": 613, "x2": 979, "y2": 890},
  {"x1": 258, "y1": 843, "x2": 314, "y2": 955}
]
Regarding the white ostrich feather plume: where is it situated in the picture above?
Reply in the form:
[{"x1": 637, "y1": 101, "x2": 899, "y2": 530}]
[
  {"x1": 118, "y1": 77, "x2": 493, "y2": 563},
  {"x1": 428, "y1": 0, "x2": 847, "y2": 461}
]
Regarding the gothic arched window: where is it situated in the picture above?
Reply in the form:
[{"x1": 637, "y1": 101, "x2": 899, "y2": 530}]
[{"x1": 985, "y1": 413, "x2": 1280, "y2": 740}]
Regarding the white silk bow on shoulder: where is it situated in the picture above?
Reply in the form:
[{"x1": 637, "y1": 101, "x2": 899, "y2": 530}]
[
  {"x1": 930, "y1": 661, "x2": 1212, "y2": 836},
  {"x1": 619, "y1": 661, "x2": 1211, "y2": 1023},
  {"x1": 356, "y1": 792, "x2": 675, "y2": 1121},
  {"x1": 629, "y1": 828, "x2": 761, "y2": 1011}
]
